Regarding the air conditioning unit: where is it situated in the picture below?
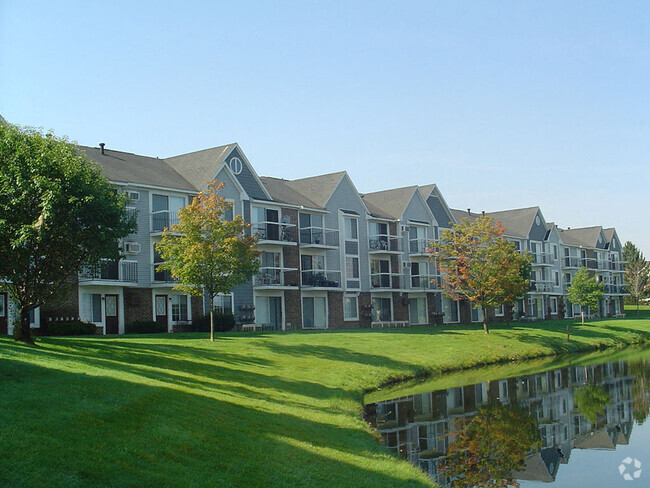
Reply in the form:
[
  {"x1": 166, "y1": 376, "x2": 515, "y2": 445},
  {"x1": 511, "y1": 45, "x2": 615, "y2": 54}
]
[
  {"x1": 402, "y1": 261, "x2": 411, "y2": 269},
  {"x1": 400, "y1": 225, "x2": 410, "y2": 233},
  {"x1": 124, "y1": 242, "x2": 141, "y2": 254},
  {"x1": 127, "y1": 191, "x2": 140, "y2": 201}
]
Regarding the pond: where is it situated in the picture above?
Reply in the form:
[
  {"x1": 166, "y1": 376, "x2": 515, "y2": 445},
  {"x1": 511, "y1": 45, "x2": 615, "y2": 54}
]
[{"x1": 364, "y1": 347, "x2": 650, "y2": 487}]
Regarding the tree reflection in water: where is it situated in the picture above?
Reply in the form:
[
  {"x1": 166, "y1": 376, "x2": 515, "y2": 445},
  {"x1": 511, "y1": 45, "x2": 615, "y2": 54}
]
[{"x1": 440, "y1": 404, "x2": 541, "y2": 488}]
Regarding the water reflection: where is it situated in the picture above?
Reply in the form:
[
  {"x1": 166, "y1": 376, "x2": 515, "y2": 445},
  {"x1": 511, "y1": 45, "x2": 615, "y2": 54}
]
[{"x1": 365, "y1": 351, "x2": 650, "y2": 487}]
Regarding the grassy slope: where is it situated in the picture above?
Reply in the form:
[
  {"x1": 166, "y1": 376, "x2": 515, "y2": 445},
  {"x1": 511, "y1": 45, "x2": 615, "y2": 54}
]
[{"x1": 1, "y1": 315, "x2": 649, "y2": 488}]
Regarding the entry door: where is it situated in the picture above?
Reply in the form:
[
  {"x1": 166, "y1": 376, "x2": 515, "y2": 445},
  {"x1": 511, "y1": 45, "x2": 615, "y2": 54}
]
[
  {"x1": 269, "y1": 297, "x2": 282, "y2": 331},
  {"x1": 105, "y1": 295, "x2": 119, "y2": 334},
  {"x1": 155, "y1": 295, "x2": 168, "y2": 326},
  {"x1": 0, "y1": 292, "x2": 7, "y2": 335}
]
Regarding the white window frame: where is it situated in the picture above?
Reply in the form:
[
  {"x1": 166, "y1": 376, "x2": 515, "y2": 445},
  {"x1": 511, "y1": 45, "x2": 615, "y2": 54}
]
[
  {"x1": 550, "y1": 297, "x2": 558, "y2": 315},
  {"x1": 343, "y1": 294, "x2": 359, "y2": 321},
  {"x1": 494, "y1": 304, "x2": 504, "y2": 317}
]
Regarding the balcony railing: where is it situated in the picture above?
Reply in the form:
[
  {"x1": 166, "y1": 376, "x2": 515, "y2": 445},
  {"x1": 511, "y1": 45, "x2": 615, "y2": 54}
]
[
  {"x1": 530, "y1": 280, "x2": 554, "y2": 292},
  {"x1": 370, "y1": 273, "x2": 402, "y2": 289},
  {"x1": 603, "y1": 284, "x2": 626, "y2": 294},
  {"x1": 253, "y1": 267, "x2": 298, "y2": 287},
  {"x1": 152, "y1": 264, "x2": 176, "y2": 283},
  {"x1": 253, "y1": 221, "x2": 296, "y2": 243},
  {"x1": 369, "y1": 235, "x2": 402, "y2": 253},
  {"x1": 409, "y1": 238, "x2": 431, "y2": 255},
  {"x1": 299, "y1": 227, "x2": 339, "y2": 247},
  {"x1": 562, "y1": 256, "x2": 581, "y2": 269},
  {"x1": 410, "y1": 274, "x2": 436, "y2": 289},
  {"x1": 80, "y1": 260, "x2": 138, "y2": 283},
  {"x1": 301, "y1": 270, "x2": 341, "y2": 288},
  {"x1": 531, "y1": 252, "x2": 553, "y2": 265},
  {"x1": 151, "y1": 211, "x2": 180, "y2": 233}
]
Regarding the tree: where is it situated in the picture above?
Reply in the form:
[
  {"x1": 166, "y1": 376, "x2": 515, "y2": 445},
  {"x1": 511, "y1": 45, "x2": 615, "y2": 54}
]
[
  {"x1": 0, "y1": 124, "x2": 135, "y2": 343},
  {"x1": 432, "y1": 216, "x2": 532, "y2": 334},
  {"x1": 440, "y1": 403, "x2": 541, "y2": 488},
  {"x1": 622, "y1": 241, "x2": 649, "y2": 316},
  {"x1": 155, "y1": 180, "x2": 259, "y2": 341},
  {"x1": 567, "y1": 267, "x2": 604, "y2": 326}
]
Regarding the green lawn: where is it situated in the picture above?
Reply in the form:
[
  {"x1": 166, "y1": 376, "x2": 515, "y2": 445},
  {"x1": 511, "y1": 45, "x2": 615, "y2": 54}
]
[{"x1": 1, "y1": 317, "x2": 649, "y2": 488}]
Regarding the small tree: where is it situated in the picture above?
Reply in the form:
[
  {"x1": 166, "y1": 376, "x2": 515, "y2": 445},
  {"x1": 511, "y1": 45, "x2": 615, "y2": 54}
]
[
  {"x1": 155, "y1": 181, "x2": 259, "y2": 341},
  {"x1": 432, "y1": 216, "x2": 532, "y2": 334},
  {"x1": 567, "y1": 267, "x2": 604, "y2": 327},
  {"x1": 0, "y1": 124, "x2": 135, "y2": 343},
  {"x1": 622, "y1": 241, "x2": 649, "y2": 316}
]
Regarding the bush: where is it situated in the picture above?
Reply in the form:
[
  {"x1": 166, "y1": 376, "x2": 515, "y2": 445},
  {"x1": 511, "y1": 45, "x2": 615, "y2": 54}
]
[
  {"x1": 193, "y1": 312, "x2": 236, "y2": 332},
  {"x1": 125, "y1": 320, "x2": 168, "y2": 334},
  {"x1": 47, "y1": 320, "x2": 97, "y2": 336}
]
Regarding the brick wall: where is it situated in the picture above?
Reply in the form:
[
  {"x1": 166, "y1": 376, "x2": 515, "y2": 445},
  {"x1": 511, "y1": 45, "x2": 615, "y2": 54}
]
[
  {"x1": 41, "y1": 277, "x2": 79, "y2": 325},
  {"x1": 358, "y1": 292, "x2": 372, "y2": 328},
  {"x1": 328, "y1": 292, "x2": 348, "y2": 329},
  {"x1": 285, "y1": 289, "x2": 301, "y2": 330},
  {"x1": 124, "y1": 288, "x2": 153, "y2": 324}
]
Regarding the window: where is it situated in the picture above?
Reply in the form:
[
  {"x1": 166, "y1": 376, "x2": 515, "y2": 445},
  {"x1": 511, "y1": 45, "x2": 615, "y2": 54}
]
[
  {"x1": 554, "y1": 271, "x2": 560, "y2": 287},
  {"x1": 345, "y1": 257, "x2": 359, "y2": 279},
  {"x1": 344, "y1": 217, "x2": 358, "y2": 240},
  {"x1": 81, "y1": 293, "x2": 102, "y2": 323},
  {"x1": 302, "y1": 296, "x2": 327, "y2": 329},
  {"x1": 229, "y1": 157, "x2": 243, "y2": 175},
  {"x1": 409, "y1": 226, "x2": 427, "y2": 253},
  {"x1": 442, "y1": 296, "x2": 459, "y2": 323},
  {"x1": 299, "y1": 213, "x2": 324, "y2": 244},
  {"x1": 0, "y1": 294, "x2": 6, "y2": 317},
  {"x1": 344, "y1": 295, "x2": 358, "y2": 320},
  {"x1": 409, "y1": 297, "x2": 427, "y2": 325},
  {"x1": 495, "y1": 304, "x2": 504, "y2": 316},
  {"x1": 371, "y1": 259, "x2": 391, "y2": 287},
  {"x1": 252, "y1": 207, "x2": 280, "y2": 240},
  {"x1": 471, "y1": 305, "x2": 483, "y2": 323},
  {"x1": 550, "y1": 297, "x2": 558, "y2": 315},
  {"x1": 552, "y1": 244, "x2": 559, "y2": 260},
  {"x1": 213, "y1": 294, "x2": 233, "y2": 314},
  {"x1": 372, "y1": 297, "x2": 392, "y2": 322},
  {"x1": 301, "y1": 254, "x2": 325, "y2": 286},
  {"x1": 152, "y1": 194, "x2": 184, "y2": 232},
  {"x1": 171, "y1": 295, "x2": 188, "y2": 322}
]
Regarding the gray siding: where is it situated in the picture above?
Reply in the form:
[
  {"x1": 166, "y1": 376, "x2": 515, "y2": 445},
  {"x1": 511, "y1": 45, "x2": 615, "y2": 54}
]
[
  {"x1": 529, "y1": 211, "x2": 548, "y2": 242},
  {"x1": 214, "y1": 166, "x2": 245, "y2": 218},
  {"x1": 227, "y1": 148, "x2": 269, "y2": 201},
  {"x1": 427, "y1": 195, "x2": 454, "y2": 228}
]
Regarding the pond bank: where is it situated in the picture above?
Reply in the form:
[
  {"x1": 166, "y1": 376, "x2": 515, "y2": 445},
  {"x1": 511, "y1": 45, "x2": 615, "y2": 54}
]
[{"x1": 1, "y1": 317, "x2": 649, "y2": 488}]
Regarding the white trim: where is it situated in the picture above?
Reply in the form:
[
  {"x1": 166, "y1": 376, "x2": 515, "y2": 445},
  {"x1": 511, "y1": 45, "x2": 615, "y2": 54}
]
[
  {"x1": 111, "y1": 181, "x2": 196, "y2": 195},
  {"x1": 343, "y1": 293, "x2": 359, "y2": 321}
]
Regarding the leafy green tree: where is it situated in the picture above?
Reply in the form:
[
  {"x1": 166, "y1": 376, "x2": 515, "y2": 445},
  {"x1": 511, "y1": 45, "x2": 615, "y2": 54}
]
[
  {"x1": 0, "y1": 124, "x2": 135, "y2": 343},
  {"x1": 155, "y1": 181, "x2": 259, "y2": 341},
  {"x1": 574, "y1": 384, "x2": 610, "y2": 425},
  {"x1": 433, "y1": 216, "x2": 532, "y2": 334},
  {"x1": 440, "y1": 403, "x2": 541, "y2": 488},
  {"x1": 622, "y1": 241, "x2": 649, "y2": 315},
  {"x1": 567, "y1": 267, "x2": 604, "y2": 326}
]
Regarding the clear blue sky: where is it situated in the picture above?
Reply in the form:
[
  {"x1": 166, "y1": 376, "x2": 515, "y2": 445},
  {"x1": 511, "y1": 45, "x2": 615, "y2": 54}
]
[{"x1": 2, "y1": 1, "x2": 648, "y2": 255}]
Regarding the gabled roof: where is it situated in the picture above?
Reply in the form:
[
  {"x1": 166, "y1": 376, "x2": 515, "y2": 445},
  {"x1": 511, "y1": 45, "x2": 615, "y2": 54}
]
[
  {"x1": 419, "y1": 184, "x2": 456, "y2": 228},
  {"x1": 279, "y1": 171, "x2": 348, "y2": 208},
  {"x1": 164, "y1": 143, "x2": 237, "y2": 190},
  {"x1": 361, "y1": 185, "x2": 420, "y2": 220},
  {"x1": 79, "y1": 145, "x2": 196, "y2": 192},
  {"x1": 484, "y1": 206, "x2": 541, "y2": 239},
  {"x1": 558, "y1": 226, "x2": 605, "y2": 248},
  {"x1": 258, "y1": 176, "x2": 322, "y2": 209},
  {"x1": 450, "y1": 208, "x2": 481, "y2": 223}
]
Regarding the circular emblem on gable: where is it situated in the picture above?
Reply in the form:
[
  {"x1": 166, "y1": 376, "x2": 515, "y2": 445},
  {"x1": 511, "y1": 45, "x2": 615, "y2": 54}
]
[
  {"x1": 229, "y1": 157, "x2": 243, "y2": 175},
  {"x1": 598, "y1": 235, "x2": 603, "y2": 244},
  {"x1": 612, "y1": 238, "x2": 616, "y2": 249},
  {"x1": 535, "y1": 216, "x2": 541, "y2": 226}
]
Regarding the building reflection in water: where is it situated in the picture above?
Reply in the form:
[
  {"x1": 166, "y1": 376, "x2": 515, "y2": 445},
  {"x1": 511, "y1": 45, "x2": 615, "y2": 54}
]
[{"x1": 365, "y1": 356, "x2": 650, "y2": 487}]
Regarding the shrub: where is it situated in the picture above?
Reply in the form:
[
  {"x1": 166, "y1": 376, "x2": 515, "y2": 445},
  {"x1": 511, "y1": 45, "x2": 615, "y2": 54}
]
[
  {"x1": 193, "y1": 312, "x2": 236, "y2": 332},
  {"x1": 125, "y1": 320, "x2": 168, "y2": 334},
  {"x1": 47, "y1": 320, "x2": 97, "y2": 336}
]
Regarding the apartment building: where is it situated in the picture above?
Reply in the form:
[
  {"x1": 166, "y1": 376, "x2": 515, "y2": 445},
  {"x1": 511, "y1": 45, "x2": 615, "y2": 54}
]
[{"x1": 0, "y1": 139, "x2": 627, "y2": 335}]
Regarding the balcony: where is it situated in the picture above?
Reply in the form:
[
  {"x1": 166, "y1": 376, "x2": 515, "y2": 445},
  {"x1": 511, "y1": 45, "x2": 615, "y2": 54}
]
[
  {"x1": 299, "y1": 227, "x2": 339, "y2": 248},
  {"x1": 530, "y1": 280, "x2": 554, "y2": 292},
  {"x1": 531, "y1": 252, "x2": 553, "y2": 266},
  {"x1": 152, "y1": 264, "x2": 176, "y2": 283},
  {"x1": 410, "y1": 274, "x2": 437, "y2": 290},
  {"x1": 562, "y1": 256, "x2": 582, "y2": 269},
  {"x1": 80, "y1": 260, "x2": 138, "y2": 283},
  {"x1": 253, "y1": 267, "x2": 298, "y2": 288},
  {"x1": 408, "y1": 238, "x2": 431, "y2": 256},
  {"x1": 301, "y1": 270, "x2": 341, "y2": 288},
  {"x1": 151, "y1": 211, "x2": 180, "y2": 233},
  {"x1": 603, "y1": 284, "x2": 627, "y2": 295},
  {"x1": 369, "y1": 235, "x2": 402, "y2": 253},
  {"x1": 253, "y1": 221, "x2": 296, "y2": 244},
  {"x1": 370, "y1": 273, "x2": 402, "y2": 289}
]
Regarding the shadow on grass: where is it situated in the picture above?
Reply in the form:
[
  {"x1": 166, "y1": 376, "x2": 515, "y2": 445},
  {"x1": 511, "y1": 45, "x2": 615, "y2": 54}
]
[{"x1": 0, "y1": 358, "x2": 431, "y2": 488}]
